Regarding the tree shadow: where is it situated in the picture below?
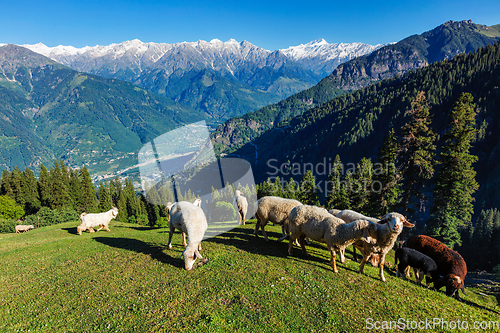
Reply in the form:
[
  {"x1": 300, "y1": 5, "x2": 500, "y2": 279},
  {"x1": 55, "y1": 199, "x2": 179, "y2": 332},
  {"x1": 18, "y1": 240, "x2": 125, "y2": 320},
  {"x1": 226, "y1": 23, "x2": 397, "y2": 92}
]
[{"x1": 93, "y1": 237, "x2": 183, "y2": 267}]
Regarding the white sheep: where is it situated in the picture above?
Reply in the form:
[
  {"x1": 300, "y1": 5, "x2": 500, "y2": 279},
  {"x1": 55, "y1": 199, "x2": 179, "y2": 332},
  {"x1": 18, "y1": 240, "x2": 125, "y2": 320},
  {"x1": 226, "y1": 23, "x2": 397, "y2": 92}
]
[
  {"x1": 193, "y1": 198, "x2": 202, "y2": 208},
  {"x1": 233, "y1": 190, "x2": 248, "y2": 225},
  {"x1": 356, "y1": 212, "x2": 414, "y2": 282},
  {"x1": 15, "y1": 225, "x2": 34, "y2": 233},
  {"x1": 77, "y1": 207, "x2": 118, "y2": 235},
  {"x1": 287, "y1": 205, "x2": 376, "y2": 273},
  {"x1": 335, "y1": 209, "x2": 381, "y2": 264},
  {"x1": 254, "y1": 196, "x2": 302, "y2": 242},
  {"x1": 167, "y1": 201, "x2": 208, "y2": 270}
]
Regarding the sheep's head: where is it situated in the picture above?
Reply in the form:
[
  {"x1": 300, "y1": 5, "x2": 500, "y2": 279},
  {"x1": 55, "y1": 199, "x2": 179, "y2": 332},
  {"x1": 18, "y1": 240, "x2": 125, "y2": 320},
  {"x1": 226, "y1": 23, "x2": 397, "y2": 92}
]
[
  {"x1": 183, "y1": 245, "x2": 203, "y2": 270},
  {"x1": 434, "y1": 274, "x2": 465, "y2": 299},
  {"x1": 234, "y1": 190, "x2": 241, "y2": 197},
  {"x1": 193, "y1": 198, "x2": 202, "y2": 208},
  {"x1": 379, "y1": 213, "x2": 414, "y2": 234},
  {"x1": 28, "y1": 225, "x2": 34, "y2": 230},
  {"x1": 111, "y1": 206, "x2": 119, "y2": 218}
]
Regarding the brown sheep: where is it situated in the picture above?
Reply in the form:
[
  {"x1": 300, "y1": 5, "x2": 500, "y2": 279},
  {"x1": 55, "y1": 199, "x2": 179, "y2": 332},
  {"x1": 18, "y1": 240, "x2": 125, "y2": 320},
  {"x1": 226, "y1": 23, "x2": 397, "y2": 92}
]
[{"x1": 406, "y1": 235, "x2": 467, "y2": 299}]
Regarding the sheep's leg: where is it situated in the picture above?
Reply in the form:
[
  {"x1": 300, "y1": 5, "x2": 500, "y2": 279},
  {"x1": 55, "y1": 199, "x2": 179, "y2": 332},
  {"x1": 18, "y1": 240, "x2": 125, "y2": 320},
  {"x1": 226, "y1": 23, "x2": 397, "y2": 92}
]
[
  {"x1": 198, "y1": 242, "x2": 203, "y2": 251},
  {"x1": 359, "y1": 253, "x2": 369, "y2": 274},
  {"x1": 299, "y1": 235, "x2": 308, "y2": 256},
  {"x1": 96, "y1": 225, "x2": 104, "y2": 232},
  {"x1": 288, "y1": 237, "x2": 294, "y2": 256},
  {"x1": 379, "y1": 254, "x2": 387, "y2": 282},
  {"x1": 89, "y1": 227, "x2": 95, "y2": 233},
  {"x1": 352, "y1": 245, "x2": 358, "y2": 262},
  {"x1": 260, "y1": 222, "x2": 269, "y2": 242},
  {"x1": 404, "y1": 265, "x2": 411, "y2": 278},
  {"x1": 415, "y1": 269, "x2": 424, "y2": 284},
  {"x1": 339, "y1": 247, "x2": 346, "y2": 264},
  {"x1": 329, "y1": 248, "x2": 339, "y2": 273},
  {"x1": 104, "y1": 225, "x2": 110, "y2": 232},
  {"x1": 278, "y1": 224, "x2": 288, "y2": 242},
  {"x1": 241, "y1": 212, "x2": 245, "y2": 226},
  {"x1": 167, "y1": 225, "x2": 175, "y2": 250},
  {"x1": 181, "y1": 232, "x2": 187, "y2": 247}
]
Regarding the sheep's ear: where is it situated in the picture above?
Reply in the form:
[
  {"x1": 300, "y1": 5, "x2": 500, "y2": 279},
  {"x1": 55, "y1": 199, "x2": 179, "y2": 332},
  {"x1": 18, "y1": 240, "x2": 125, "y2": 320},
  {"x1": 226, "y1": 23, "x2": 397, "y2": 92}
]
[
  {"x1": 403, "y1": 219, "x2": 415, "y2": 228},
  {"x1": 378, "y1": 217, "x2": 389, "y2": 224}
]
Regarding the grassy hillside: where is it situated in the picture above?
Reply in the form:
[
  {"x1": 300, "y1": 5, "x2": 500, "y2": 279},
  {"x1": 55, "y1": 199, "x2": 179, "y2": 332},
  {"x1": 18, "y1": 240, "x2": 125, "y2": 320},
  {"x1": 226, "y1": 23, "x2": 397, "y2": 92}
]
[{"x1": 1, "y1": 221, "x2": 498, "y2": 332}]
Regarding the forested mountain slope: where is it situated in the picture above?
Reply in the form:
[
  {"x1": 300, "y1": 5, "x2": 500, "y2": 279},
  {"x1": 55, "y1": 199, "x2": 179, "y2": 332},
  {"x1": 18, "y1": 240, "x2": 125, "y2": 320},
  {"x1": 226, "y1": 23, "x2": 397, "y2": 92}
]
[
  {"x1": 0, "y1": 45, "x2": 205, "y2": 174},
  {"x1": 229, "y1": 41, "x2": 500, "y2": 211}
]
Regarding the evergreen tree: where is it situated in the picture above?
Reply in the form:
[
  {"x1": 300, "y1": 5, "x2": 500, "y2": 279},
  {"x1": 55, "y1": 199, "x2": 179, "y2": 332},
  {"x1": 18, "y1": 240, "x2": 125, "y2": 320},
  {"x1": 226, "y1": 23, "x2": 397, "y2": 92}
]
[
  {"x1": 427, "y1": 93, "x2": 479, "y2": 249},
  {"x1": 68, "y1": 169, "x2": 81, "y2": 210},
  {"x1": 325, "y1": 155, "x2": 343, "y2": 210},
  {"x1": 299, "y1": 170, "x2": 320, "y2": 205},
  {"x1": 10, "y1": 167, "x2": 25, "y2": 208},
  {"x1": 78, "y1": 166, "x2": 98, "y2": 213},
  {"x1": 49, "y1": 160, "x2": 72, "y2": 210},
  {"x1": 116, "y1": 191, "x2": 129, "y2": 222},
  {"x1": 349, "y1": 157, "x2": 373, "y2": 215},
  {"x1": 284, "y1": 177, "x2": 298, "y2": 200},
  {"x1": 0, "y1": 169, "x2": 13, "y2": 198},
  {"x1": 371, "y1": 128, "x2": 402, "y2": 216},
  {"x1": 21, "y1": 168, "x2": 41, "y2": 215},
  {"x1": 38, "y1": 163, "x2": 51, "y2": 208},
  {"x1": 399, "y1": 91, "x2": 436, "y2": 220},
  {"x1": 273, "y1": 176, "x2": 284, "y2": 198},
  {"x1": 98, "y1": 183, "x2": 113, "y2": 212}
]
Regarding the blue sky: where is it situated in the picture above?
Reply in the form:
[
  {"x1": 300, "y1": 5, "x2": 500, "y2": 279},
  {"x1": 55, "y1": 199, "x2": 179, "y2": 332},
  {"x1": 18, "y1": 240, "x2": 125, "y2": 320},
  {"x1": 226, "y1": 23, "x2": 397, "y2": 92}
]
[{"x1": 1, "y1": 0, "x2": 499, "y2": 50}]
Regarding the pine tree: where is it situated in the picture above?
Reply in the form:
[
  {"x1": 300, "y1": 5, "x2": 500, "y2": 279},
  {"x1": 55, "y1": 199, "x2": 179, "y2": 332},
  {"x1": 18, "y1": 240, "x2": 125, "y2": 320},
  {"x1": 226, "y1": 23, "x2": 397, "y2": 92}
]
[
  {"x1": 399, "y1": 91, "x2": 436, "y2": 220},
  {"x1": 284, "y1": 177, "x2": 298, "y2": 200},
  {"x1": 299, "y1": 170, "x2": 320, "y2": 205},
  {"x1": 371, "y1": 128, "x2": 402, "y2": 216},
  {"x1": 0, "y1": 169, "x2": 13, "y2": 197},
  {"x1": 49, "y1": 160, "x2": 72, "y2": 210},
  {"x1": 38, "y1": 164, "x2": 51, "y2": 208},
  {"x1": 325, "y1": 155, "x2": 343, "y2": 210},
  {"x1": 349, "y1": 157, "x2": 373, "y2": 215},
  {"x1": 98, "y1": 183, "x2": 113, "y2": 212},
  {"x1": 427, "y1": 93, "x2": 479, "y2": 249},
  {"x1": 21, "y1": 168, "x2": 41, "y2": 215},
  {"x1": 78, "y1": 166, "x2": 98, "y2": 213}
]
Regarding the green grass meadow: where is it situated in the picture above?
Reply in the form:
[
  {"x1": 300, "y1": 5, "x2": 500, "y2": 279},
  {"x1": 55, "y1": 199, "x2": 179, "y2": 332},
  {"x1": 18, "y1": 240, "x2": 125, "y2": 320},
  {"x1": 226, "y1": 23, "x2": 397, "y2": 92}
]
[{"x1": 0, "y1": 220, "x2": 498, "y2": 332}]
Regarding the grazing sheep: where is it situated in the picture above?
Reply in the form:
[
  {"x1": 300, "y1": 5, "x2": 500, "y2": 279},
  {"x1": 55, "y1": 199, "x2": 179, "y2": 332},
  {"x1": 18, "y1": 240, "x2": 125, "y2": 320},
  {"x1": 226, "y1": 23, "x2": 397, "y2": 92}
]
[
  {"x1": 406, "y1": 235, "x2": 467, "y2": 299},
  {"x1": 395, "y1": 247, "x2": 439, "y2": 284},
  {"x1": 335, "y1": 210, "x2": 380, "y2": 266},
  {"x1": 357, "y1": 212, "x2": 414, "y2": 282},
  {"x1": 288, "y1": 205, "x2": 376, "y2": 273},
  {"x1": 167, "y1": 201, "x2": 208, "y2": 270},
  {"x1": 15, "y1": 225, "x2": 34, "y2": 233},
  {"x1": 254, "y1": 196, "x2": 302, "y2": 242},
  {"x1": 233, "y1": 190, "x2": 248, "y2": 225},
  {"x1": 77, "y1": 207, "x2": 118, "y2": 235}
]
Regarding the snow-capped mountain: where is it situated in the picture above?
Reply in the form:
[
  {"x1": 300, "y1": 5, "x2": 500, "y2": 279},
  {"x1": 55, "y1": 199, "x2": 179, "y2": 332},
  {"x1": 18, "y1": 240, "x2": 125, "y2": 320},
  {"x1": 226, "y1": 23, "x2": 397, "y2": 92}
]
[
  {"x1": 19, "y1": 38, "x2": 384, "y2": 123},
  {"x1": 280, "y1": 39, "x2": 387, "y2": 76}
]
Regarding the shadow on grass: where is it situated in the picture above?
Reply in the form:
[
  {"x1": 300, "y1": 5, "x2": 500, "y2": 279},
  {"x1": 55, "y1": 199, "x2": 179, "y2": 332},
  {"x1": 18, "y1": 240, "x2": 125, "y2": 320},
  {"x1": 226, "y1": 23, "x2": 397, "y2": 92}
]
[
  {"x1": 93, "y1": 237, "x2": 183, "y2": 268},
  {"x1": 61, "y1": 227, "x2": 79, "y2": 235}
]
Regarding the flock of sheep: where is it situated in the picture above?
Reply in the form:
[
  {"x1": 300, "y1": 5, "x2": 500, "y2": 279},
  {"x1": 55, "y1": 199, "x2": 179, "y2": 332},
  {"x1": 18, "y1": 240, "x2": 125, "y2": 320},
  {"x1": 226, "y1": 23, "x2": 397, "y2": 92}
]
[{"x1": 16, "y1": 190, "x2": 467, "y2": 300}]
